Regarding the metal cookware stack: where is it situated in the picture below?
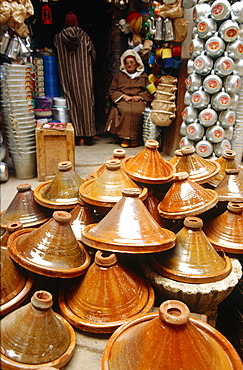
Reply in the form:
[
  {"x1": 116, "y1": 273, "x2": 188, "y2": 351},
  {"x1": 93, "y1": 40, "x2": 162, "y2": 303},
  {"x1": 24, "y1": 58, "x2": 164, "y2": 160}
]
[
  {"x1": 1, "y1": 63, "x2": 37, "y2": 179},
  {"x1": 52, "y1": 97, "x2": 70, "y2": 123},
  {"x1": 180, "y1": 0, "x2": 243, "y2": 161}
]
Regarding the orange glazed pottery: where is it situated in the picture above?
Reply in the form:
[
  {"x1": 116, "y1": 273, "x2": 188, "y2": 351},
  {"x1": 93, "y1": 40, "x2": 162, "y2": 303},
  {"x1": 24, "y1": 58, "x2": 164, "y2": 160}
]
[
  {"x1": 102, "y1": 300, "x2": 243, "y2": 370},
  {"x1": 214, "y1": 169, "x2": 243, "y2": 202},
  {"x1": 203, "y1": 202, "x2": 243, "y2": 254},
  {"x1": 0, "y1": 290, "x2": 76, "y2": 370},
  {"x1": 208, "y1": 149, "x2": 239, "y2": 188},
  {"x1": 0, "y1": 183, "x2": 50, "y2": 230},
  {"x1": 93, "y1": 148, "x2": 126, "y2": 177},
  {"x1": 173, "y1": 145, "x2": 220, "y2": 184},
  {"x1": 149, "y1": 217, "x2": 232, "y2": 283},
  {"x1": 8, "y1": 210, "x2": 91, "y2": 278},
  {"x1": 169, "y1": 148, "x2": 183, "y2": 166},
  {"x1": 79, "y1": 159, "x2": 147, "y2": 208},
  {"x1": 158, "y1": 172, "x2": 218, "y2": 219},
  {"x1": 59, "y1": 250, "x2": 155, "y2": 333},
  {"x1": 34, "y1": 161, "x2": 84, "y2": 209},
  {"x1": 70, "y1": 199, "x2": 96, "y2": 240},
  {"x1": 121, "y1": 140, "x2": 175, "y2": 184},
  {"x1": 81, "y1": 188, "x2": 176, "y2": 254}
]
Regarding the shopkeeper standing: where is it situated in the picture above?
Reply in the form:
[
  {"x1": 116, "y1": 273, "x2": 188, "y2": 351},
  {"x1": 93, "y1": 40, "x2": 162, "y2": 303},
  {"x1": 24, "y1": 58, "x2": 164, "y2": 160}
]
[{"x1": 54, "y1": 11, "x2": 97, "y2": 145}]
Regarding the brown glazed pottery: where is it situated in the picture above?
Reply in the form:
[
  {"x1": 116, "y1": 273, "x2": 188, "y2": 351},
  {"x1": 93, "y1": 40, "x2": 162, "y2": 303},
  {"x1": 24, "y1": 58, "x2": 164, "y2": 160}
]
[
  {"x1": 59, "y1": 250, "x2": 155, "y2": 333},
  {"x1": 143, "y1": 190, "x2": 165, "y2": 227},
  {"x1": 79, "y1": 159, "x2": 147, "y2": 208},
  {"x1": 8, "y1": 210, "x2": 91, "y2": 278},
  {"x1": 214, "y1": 169, "x2": 243, "y2": 202},
  {"x1": 158, "y1": 172, "x2": 218, "y2": 219},
  {"x1": 121, "y1": 140, "x2": 175, "y2": 184},
  {"x1": 81, "y1": 188, "x2": 176, "y2": 254},
  {"x1": 102, "y1": 300, "x2": 243, "y2": 370},
  {"x1": 0, "y1": 183, "x2": 50, "y2": 230},
  {"x1": 208, "y1": 149, "x2": 239, "y2": 188},
  {"x1": 0, "y1": 290, "x2": 76, "y2": 369},
  {"x1": 70, "y1": 198, "x2": 96, "y2": 240},
  {"x1": 93, "y1": 148, "x2": 126, "y2": 178},
  {"x1": 149, "y1": 217, "x2": 232, "y2": 283},
  {"x1": 173, "y1": 145, "x2": 220, "y2": 184},
  {"x1": 203, "y1": 202, "x2": 243, "y2": 254},
  {"x1": 34, "y1": 161, "x2": 84, "y2": 209}
]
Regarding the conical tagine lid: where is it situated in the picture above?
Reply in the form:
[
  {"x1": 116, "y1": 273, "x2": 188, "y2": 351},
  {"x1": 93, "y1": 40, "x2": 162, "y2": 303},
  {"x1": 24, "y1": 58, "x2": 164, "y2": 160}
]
[
  {"x1": 0, "y1": 183, "x2": 50, "y2": 230},
  {"x1": 169, "y1": 149, "x2": 183, "y2": 166},
  {"x1": 149, "y1": 217, "x2": 232, "y2": 283},
  {"x1": 158, "y1": 172, "x2": 218, "y2": 219},
  {"x1": 208, "y1": 150, "x2": 238, "y2": 187},
  {"x1": 121, "y1": 140, "x2": 175, "y2": 184},
  {"x1": 82, "y1": 188, "x2": 176, "y2": 254},
  {"x1": 0, "y1": 290, "x2": 76, "y2": 369},
  {"x1": 59, "y1": 250, "x2": 155, "y2": 333},
  {"x1": 173, "y1": 146, "x2": 220, "y2": 184},
  {"x1": 102, "y1": 300, "x2": 243, "y2": 370},
  {"x1": 214, "y1": 169, "x2": 243, "y2": 202},
  {"x1": 203, "y1": 202, "x2": 243, "y2": 254},
  {"x1": 34, "y1": 161, "x2": 84, "y2": 209},
  {"x1": 8, "y1": 211, "x2": 91, "y2": 278},
  {"x1": 93, "y1": 148, "x2": 126, "y2": 178},
  {"x1": 70, "y1": 199, "x2": 96, "y2": 240},
  {"x1": 80, "y1": 159, "x2": 147, "y2": 208}
]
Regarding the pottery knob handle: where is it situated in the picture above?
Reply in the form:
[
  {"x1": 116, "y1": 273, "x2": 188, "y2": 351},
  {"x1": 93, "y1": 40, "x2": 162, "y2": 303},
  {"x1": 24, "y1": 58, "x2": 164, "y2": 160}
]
[
  {"x1": 95, "y1": 250, "x2": 117, "y2": 267},
  {"x1": 106, "y1": 159, "x2": 121, "y2": 170},
  {"x1": 113, "y1": 148, "x2": 126, "y2": 158},
  {"x1": 31, "y1": 291, "x2": 53, "y2": 310},
  {"x1": 159, "y1": 300, "x2": 190, "y2": 326},
  {"x1": 122, "y1": 188, "x2": 140, "y2": 197},
  {"x1": 184, "y1": 216, "x2": 203, "y2": 229},
  {"x1": 145, "y1": 140, "x2": 159, "y2": 149},
  {"x1": 222, "y1": 149, "x2": 236, "y2": 159},
  {"x1": 173, "y1": 172, "x2": 189, "y2": 181},
  {"x1": 53, "y1": 211, "x2": 72, "y2": 223},
  {"x1": 17, "y1": 183, "x2": 31, "y2": 192},
  {"x1": 58, "y1": 161, "x2": 72, "y2": 171},
  {"x1": 6, "y1": 221, "x2": 23, "y2": 233},
  {"x1": 227, "y1": 201, "x2": 243, "y2": 214},
  {"x1": 181, "y1": 145, "x2": 195, "y2": 155}
]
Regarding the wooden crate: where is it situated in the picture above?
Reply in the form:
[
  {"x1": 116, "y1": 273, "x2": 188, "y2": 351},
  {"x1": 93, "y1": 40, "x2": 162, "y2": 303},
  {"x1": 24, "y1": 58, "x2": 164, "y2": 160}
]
[{"x1": 36, "y1": 122, "x2": 75, "y2": 181}]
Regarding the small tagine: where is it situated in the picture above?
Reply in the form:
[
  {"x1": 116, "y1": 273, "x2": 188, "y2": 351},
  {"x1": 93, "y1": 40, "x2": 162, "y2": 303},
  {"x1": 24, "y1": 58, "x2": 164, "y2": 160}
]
[
  {"x1": 59, "y1": 250, "x2": 154, "y2": 333},
  {"x1": 1, "y1": 290, "x2": 76, "y2": 370},
  {"x1": 214, "y1": 169, "x2": 243, "y2": 202},
  {"x1": 34, "y1": 161, "x2": 84, "y2": 209},
  {"x1": 93, "y1": 148, "x2": 126, "y2": 178},
  {"x1": 8, "y1": 211, "x2": 91, "y2": 278},
  {"x1": 208, "y1": 149, "x2": 239, "y2": 188}
]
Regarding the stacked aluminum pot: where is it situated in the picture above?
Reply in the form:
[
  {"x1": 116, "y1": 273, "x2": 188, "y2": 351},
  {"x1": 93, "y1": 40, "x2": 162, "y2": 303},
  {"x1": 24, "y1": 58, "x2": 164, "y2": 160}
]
[{"x1": 180, "y1": 0, "x2": 243, "y2": 159}]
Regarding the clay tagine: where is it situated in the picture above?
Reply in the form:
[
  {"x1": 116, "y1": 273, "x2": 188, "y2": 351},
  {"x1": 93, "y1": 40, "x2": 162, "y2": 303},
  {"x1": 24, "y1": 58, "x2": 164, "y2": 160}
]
[
  {"x1": 79, "y1": 159, "x2": 147, "y2": 209},
  {"x1": 93, "y1": 148, "x2": 126, "y2": 178},
  {"x1": 102, "y1": 300, "x2": 243, "y2": 370},
  {"x1": 0, "y1": 183, "x2": 50, "y2": 231},
  {"x1": 70, "y1": 198, "x2": 96, "y2": 241},
  {"x1": 59, "y1": 250, "x2": 155, "y2": 333},
  {"x1": 34, "y1": 161, "x2": 84, "y2": 209},
  {"x1": 203, "y1": 201, "x2": 243, "y2": 255},
  {"x1": 207, "y1": 149, "x2": 239, "y2": 188},
  {"x1": 172, "y1": 145, "x2": 220, "y2": 184},
  {"x1": 149, "y1": 217, "x2": 232, "y2": 284},
  {"x1": 81, "y1": 188, "x2": 176, "y2": 254},
  {"x1": 0, "y1": 290, "x2": 76, "y2": 369},
  {"x1": 158, "y1": 172, "x2": 218, "y2": 219},
  {"x1": 8, "y1": 210, "x2": 91, "y2": 278},
  {"x1": 169, "y1": 148, "x2": 183, "y2": 166},
  {"x1": 214, "y1": 169, "x2": 243, "y2": 202},
  {"x1": 121, "y1": 140, "x2": 175, "y2": 184}
]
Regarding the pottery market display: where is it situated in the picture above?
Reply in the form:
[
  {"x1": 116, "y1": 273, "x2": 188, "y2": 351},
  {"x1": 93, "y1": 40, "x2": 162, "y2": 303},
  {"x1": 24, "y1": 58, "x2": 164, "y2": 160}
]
[
  {"x1": 8, "y1": 210, "x2": 91, "y2": 278},
  {"x1": 34, "y1": 161, "x2": 84, "y2": 209},
  {"x1": 81, "y1": 188, "x2": 176, "y2": 254},
  {"x1": 59, "y1": 250, "x2": 155, "y2": 333},
  {"x1": 102, "y1": 300, "x2": 243, "y2": 370},
  {"x1": 0, "y1": 290, "x2": 76, "y2": 370}
]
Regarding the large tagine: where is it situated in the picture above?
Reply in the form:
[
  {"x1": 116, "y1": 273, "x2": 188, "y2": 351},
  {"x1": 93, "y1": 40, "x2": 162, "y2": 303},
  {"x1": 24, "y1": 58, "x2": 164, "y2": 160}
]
[
  {"x1": 172, "y1": 145, "x2": 220, "y2": 184},
  {"x1": 8, "y1": 210, "x2": 91, "y2": 278},
  {"x1": 82, "y1": 188, "x2": 176, "y2": 254},
  {"x1": 208, "y1": 150, "x2": 239, "y2": 188},
  {"x1": 203, "y1": 202, "x2": 243, "y2": 254},
  {"x1": 79, "y1": 159, "x2": 147, "y2": 208},
  {"x1": 93, "y1": 148, "x2": 126, "y2": 178},
  {"x1": 0, "y1": 183, "x2": 50, "y2": 231},
  {"x1": 149, "y1": 217, "x2": 232, "y2": 284},
  {"x1": 102, "y1": 300, "x2": 243, "y2": 370},
  {"x1": 1, "y1": 221, "x2": 34, "y2": 316},
  {"x1": 34, "y1": 161, "x2": 84, "y2": 209},
  {"x1": 158, "y1": 172, "x2": 218, "y2": 219},
  {"x1": 1, "y1": 290, "x2": 76, "y2": 370},
  {"x1": 59, "y1": 250, "x2": 154, "y2": 333},
  {"x1": 214, "y1": 169, "x2": 243, "y2": 202},
  {"x1": 121, "y1": 140, "x2": 175, "y2": 184}
]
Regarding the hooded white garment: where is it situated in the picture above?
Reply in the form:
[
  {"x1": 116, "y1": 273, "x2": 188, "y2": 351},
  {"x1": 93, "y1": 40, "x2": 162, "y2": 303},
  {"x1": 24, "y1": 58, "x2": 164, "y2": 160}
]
[{"x1": 119, "y1": 49, "x2": 145, "y2": 79}]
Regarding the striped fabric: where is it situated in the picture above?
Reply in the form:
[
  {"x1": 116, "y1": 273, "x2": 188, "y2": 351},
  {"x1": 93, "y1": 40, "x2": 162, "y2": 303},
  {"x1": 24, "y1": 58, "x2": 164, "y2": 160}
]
[{"x1": 54, "y1": 26, "x2": 96, "y2": 137}]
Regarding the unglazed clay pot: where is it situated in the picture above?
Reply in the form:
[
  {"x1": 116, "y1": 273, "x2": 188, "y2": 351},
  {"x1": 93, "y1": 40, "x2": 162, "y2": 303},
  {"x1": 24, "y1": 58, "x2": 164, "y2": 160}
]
[
  {"x1": 59, "y1": 250, "x2": 154, "y2": 333},
  {"x1": 214, "y1": 169, "x2": 243, "y2": 202},
  {"x1": 173, "y1": 146, "x2": 220, "y2": 184},
  {"x1": 149, "y1": 217, "x2": 231, "y2": 283},
  {"x1": 121, "y1": 140, "x2": 175, "y2": 184},
  {"x1": 158, "y1": 172, "x2": 218, "y2": 219},
  {"x1": 34, "y1": 161, "x2": 84, "y2": 209},
  {"x1": 0, "y1": 183, "x2": 50, "y2": 231},
  {"x1": 70, "y1": 199, "x2": 96, "y2": 241},
  {"x1": 82, "y1": 188, "x2": 176, "y2": 254},
  {"x1": 8, "y1": 211, "x2": 91, "y2": 278},
  {"x1": 0, "y1": 290, "x2": 76, "y2": 369},
  {"x1": 203, "y1": 202, "x2": 243, "y2": 254},
  {"x1": 102, "y1": 300, "x2": 243, "y2": 370},
  {"x1": 207, "y1": 150, "x2": 238, "y2": 188},
  {"x1": 93, "y1": 148, "x2": 126, "y2": 178}
]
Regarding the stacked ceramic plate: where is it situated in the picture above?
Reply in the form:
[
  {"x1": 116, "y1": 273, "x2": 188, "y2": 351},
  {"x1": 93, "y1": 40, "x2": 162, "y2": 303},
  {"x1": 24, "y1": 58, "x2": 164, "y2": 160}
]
[
  {"x1": 231, "y1": 78, "x2": 243, "y2": 164},
  {"x1": 1, "y1": 63, "x2": 37, "y2": 179}
]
